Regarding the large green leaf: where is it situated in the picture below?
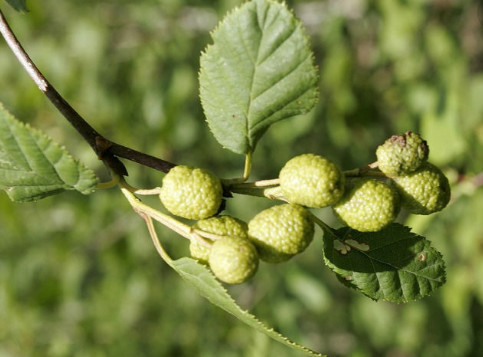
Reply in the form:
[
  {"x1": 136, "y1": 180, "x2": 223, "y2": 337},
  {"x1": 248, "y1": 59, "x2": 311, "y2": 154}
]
[
  {"x1": 322, "y1": 224, "x2": 446, "y2": 303},
  {"x1": 199, "y1": 0, "x2": 318, "y2": 154},
  {"x1": 168, "y1": 257, "x2": 324, "y2": 357},
  {"x1": 0, "y1": 104, "x2": 98, "y2": 201},
  {"x1": 4, "y1": 0, "x2": 28, "y2": 12}
]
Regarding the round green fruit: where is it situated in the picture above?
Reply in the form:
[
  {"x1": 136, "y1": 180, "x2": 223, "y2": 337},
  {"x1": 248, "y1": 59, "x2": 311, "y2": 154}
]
[
  {"x1": 209, "y1": 236, "x2": 259, "y2": 284},
  {"x1": 394, "y1": 162, "x2": 450, "y2": 215},
  {"x1": 376, "y1": 131, "x2": 429, "y2": 176},
  {"x1": 333, "y1": 179, "x2": 400, "y2": 232},
  {"x1": 159, "y1": 165, "x2": 222, "y2": 220},
  {"x1": 248, "y1": 204, "x2": 314, "y2": 263},
  {"x1": 189, "y1": 238, "x2": 211, "y2": 265},
  {"x1": 190, "y1": 215, "x2": 248, "y2": 264},
  {"x1": 279, "y1": 153, "x2": 345, "y2": 208}
]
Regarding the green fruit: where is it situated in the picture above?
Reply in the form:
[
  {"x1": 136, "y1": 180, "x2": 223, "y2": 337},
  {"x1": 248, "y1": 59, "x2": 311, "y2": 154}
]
[
  {"x1": 190, "y1": 215, "x2": 248, "y2": 263},
  {"x1": 159, "y1": 165, "x2": 222, "y2": 220},
  {"x1": 248, "y1": 204, "x2": 314, "y2": 263},
  {"x1": 376, "y1": 131, "x2": 429, "y2": 176},
  {"x1": 189, "y1": 238, "x2": 211, "y2": 265},
  {"x1": 209, "y1": 236, "x2": 259, "y2": 284},
  {"x1": 279, "y1": 153, "x2": 345, "y2": 208},
  {"x1": 394, "y1": 162, "x2": 450, "y2": 215},
  {"x1": 333, "y1": 179, "x2": 400, "y2": 232}
]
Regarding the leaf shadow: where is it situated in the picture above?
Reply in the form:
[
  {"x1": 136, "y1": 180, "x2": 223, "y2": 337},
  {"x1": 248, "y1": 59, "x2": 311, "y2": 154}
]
[{"x1": 324, "y1": 224, "x2": 436, "y2": 274}]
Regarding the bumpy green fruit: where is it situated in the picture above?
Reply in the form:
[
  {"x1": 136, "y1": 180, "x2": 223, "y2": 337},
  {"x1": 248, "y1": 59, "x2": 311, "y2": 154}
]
[
  {"x1": 248, "y1": 204, "x2": 314, "y2": 263},
  {"x1": 376, "y1": 131, "x2": 429, "y2": 176},
  {"x1": 333, "y1": 179, "x2": 400, "y2": 232},
  {"x1": 209, "y1": 236, "x2": 259, "y2": 284},
  {"x1": 279, "y1": 153, "x2": 345, "y2": 208},
  {"x1": 394, "y1": 162, "x2": 450, "y2": 215},
  {"x1": 190, "y1": 215, "x2": 248, "y2": 263},
  {"x1": 159, "y1": 165, "x2": 222, "y2": 220},
  {"x1": 189, "y1": 239, "x2": 211, "y2": 265}
]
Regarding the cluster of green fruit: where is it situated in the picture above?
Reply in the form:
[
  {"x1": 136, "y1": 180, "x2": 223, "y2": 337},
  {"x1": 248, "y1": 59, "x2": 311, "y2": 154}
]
[
  {"x1": 157, "y1": 132, "x2": 450, "y2": 284},
  {"x1": 279, "y1": 131, "x2": 450, "y2": 231},
  {"x1": 157, "y1": 164, "x2": 315, "y2": 284}
]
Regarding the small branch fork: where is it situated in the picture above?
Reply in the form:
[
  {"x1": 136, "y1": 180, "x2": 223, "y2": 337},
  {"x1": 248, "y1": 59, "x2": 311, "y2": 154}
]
[{"x1": 0, "y1": 9, "x2": 175, "y2": 176}]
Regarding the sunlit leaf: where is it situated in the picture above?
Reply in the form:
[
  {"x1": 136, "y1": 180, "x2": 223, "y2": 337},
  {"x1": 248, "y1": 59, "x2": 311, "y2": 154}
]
[
  {"x1": 322, "y1": 223, "x2": 446, "y2": 303},
  {"x1": 0, "y1": 103, "x2": 98, "y2": 201},
  {"x1": 199, "y1": 0, "x2": 318, "y2": 154},
  {"x1": 167, "y1": 257, "x2": 325, "y2": 357}
]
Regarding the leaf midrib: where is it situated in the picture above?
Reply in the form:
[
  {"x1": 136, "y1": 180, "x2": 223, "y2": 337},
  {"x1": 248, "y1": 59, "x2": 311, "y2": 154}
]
[
  {"x1": 5, "y1": 117, "x2": 85, "y2": 189},
  {"x1": 243, "y1": 5, "x2": 267, "y2": 151}
]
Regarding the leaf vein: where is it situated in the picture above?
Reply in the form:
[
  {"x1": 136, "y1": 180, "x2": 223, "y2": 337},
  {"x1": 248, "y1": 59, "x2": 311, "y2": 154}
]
[
  {"x1": 358, "y1": 250, "x2": 444, "y2": 283},
  {"x1": 256, "y1": 16, "x2": 293, "y2": 66},
  {"x1": 27, "y1": 130, "x2": 63, "y2": 182},
  {"x1": 251, "y1": 53, "x2": 312, "y2": 104},
  {"x1": 4, "y1": 117, "x2": 32, "y2": 171},
  {"x1": 250, "y1": 83, "x2": 315, "y2": 133}
]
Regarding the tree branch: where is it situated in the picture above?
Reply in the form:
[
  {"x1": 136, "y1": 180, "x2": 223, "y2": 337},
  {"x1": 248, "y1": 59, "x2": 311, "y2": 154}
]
[
  {"x1": 0, "y1": 9, "x2": 175, "y2": 175},
  {"x1": 107, "y1": 143, "x2": 176, "y2": 173}
]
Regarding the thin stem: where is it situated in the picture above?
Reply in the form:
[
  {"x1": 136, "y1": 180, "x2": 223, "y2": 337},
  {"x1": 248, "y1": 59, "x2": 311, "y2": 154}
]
[
  {"x1": 133, "y1": 187, "x2": 162, "y2": 196},
  {"x1": 0, "y1": 9, "x2": 176, "y2": 175},
  {"x1": 192, "y1": 229, "x2": 224, "y2": 242},
  {"x1": 228, "y1": 186, "x2": 267, "y2": 197},
  {"x1": 229, "y1": 184, "x2": 284, "y2": 199},
  {"x1": 242, "y1": 151, "x2": 252, "y2": 180},
  {"x1": 0, "y1": 10, "x2": 100, "y2": 149},
  {"x1": 121, "y1": 180, "x2": 162, "y2": 195},
  {"x1": 120, "y1": 181, "x2": 196, "y2": 242},
  {"x1": 141, "y1": 213, "x2": 173, "y2": 263},
  {"x1": 220, "y1": 152, "x2": 254, "y2": 186},
  {"x1": 230, "y1": 178, "x2": 280, "y2": 189},
  {"x1": 308, "y1": 211, "x2": 339, "y2": 241},
  {"x1": 225, "y1": 177, "x2": 281, "y2": 198},
  {"x1": 107, "y1": 143, "x2": 176, "y2": 173},
  {"x1": 368, "y1": 161, "x2": 379, "y2": 169},
  {"x1": 343, "y1": 161, "x2": 379, "y2": 177},
  {"x1": 96, "y1": 175, "x2": 121, "y2": 190}
]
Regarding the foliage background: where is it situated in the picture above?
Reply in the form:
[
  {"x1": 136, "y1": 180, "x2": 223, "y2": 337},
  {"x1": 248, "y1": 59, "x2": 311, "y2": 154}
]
[{"x1": 0, "y1": 0, "x2": 482, "y2": 356}]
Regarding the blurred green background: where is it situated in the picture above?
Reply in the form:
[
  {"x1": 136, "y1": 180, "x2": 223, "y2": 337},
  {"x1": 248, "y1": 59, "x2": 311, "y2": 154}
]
[{"x1": 0, "y1": 0, "x2": 482, "y2": 356}]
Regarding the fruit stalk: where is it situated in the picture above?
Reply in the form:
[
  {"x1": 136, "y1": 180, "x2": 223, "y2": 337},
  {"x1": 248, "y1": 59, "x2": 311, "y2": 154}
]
[{"x1": 120, "y1": 181, "x2": 197, "y2": 242}]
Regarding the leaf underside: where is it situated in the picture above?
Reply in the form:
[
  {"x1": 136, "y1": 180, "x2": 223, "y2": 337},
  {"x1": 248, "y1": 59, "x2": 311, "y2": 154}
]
[
  {"x1": 199, "y1": 0, "x2": 318, "y2": 154},
  {"x1": 169, "y1": 257, "x2": 325, "y2": 357},
  {"x1": 323, "y1": 223, "x2": 446, "y2": 303},
  {"x1": 0, "y1": 103, "x2": 98, "y2": 202},
  {"x1": 4, "y1": 0, "x2": 28, "y2": 12}
]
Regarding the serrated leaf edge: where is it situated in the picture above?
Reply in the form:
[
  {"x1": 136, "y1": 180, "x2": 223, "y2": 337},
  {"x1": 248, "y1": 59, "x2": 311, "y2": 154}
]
[
  {"x1": 170, "y1": 257, "x2": 325, "y2": 357},
  {"x1": 0, "y1": 103, "x2": 98, "y2": 200},
  {"x1": 199, "y1": 0, "x2": 318, "y2": 154},
  {"x1": 323, "y1": 224, "x2": 446, "y2": 303}
]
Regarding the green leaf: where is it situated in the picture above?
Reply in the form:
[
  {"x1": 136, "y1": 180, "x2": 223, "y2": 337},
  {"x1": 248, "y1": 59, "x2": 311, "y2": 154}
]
[
  {"x1": 322, "y1": 223, "x2": 446, "y2": 303},
  {"x1": 167, "y1": 257, "x2": 325, "y2": 357},
  {"x1": 4, "y1": 0, "x2": 28, "y2": 12},
  {"x1": 199, "y1": 0, "x2": 318, "y2": 154},
  {"x1": 0, "y1": 103, "x2": 98, "y2": 202}
]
